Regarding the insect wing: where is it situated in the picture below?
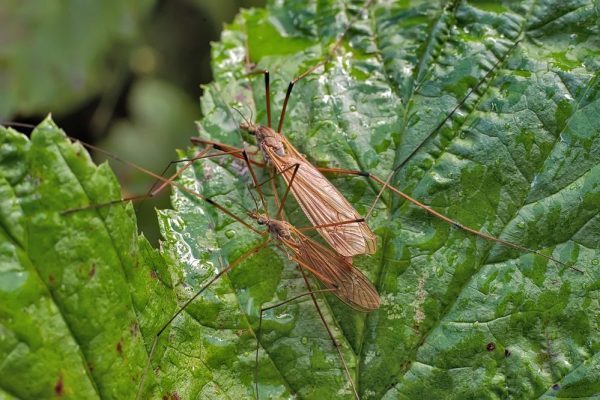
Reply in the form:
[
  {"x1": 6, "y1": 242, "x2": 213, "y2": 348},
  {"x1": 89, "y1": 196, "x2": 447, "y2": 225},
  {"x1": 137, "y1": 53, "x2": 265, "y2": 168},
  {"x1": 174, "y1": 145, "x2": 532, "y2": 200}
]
[
  {"x1": 291, "y1": 228, "x2": 380, "y2": 312},
  {"x1": 266, "y1": 143, "x2": 376, "y2": 257}
]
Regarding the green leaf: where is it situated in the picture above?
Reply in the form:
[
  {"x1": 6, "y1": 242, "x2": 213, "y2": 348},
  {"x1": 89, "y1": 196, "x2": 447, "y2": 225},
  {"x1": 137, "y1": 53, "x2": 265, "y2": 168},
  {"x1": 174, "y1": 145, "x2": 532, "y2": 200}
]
[
  {"x1": 178, "y1": 0, "x2": 600, "y2": 398},
  {"x1": 0, "y1": 118, "x2": 174, "y2": 399},
  {"x1": 1, "y1": 1, "x2": 599, "y2": 399}
]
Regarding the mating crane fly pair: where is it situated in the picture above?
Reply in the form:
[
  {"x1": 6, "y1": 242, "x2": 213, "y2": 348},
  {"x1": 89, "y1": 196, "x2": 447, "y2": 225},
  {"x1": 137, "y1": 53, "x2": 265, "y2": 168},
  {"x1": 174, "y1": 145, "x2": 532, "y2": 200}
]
[
  {"x1": 188, "y1": 68, "x2": 383, "y2": 311},
  {"x1": 54, "y1": 18, "x2": 578, "y2": 400},
  {"x1": 110, "y1": 36, "x2": 581, "y2": 398}
]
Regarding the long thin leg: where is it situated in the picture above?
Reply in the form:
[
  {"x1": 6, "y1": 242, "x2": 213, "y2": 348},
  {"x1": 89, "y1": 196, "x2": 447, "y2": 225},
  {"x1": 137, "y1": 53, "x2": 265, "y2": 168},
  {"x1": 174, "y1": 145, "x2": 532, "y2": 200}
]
[
  {"x1": 298, "y1": 267, "x2": 359, "y2": 400},
  {"x1": 277, "y1": 61, "x2": 328, "y2": 133},
  {"x1": 365, "y1": 40, "x2": 522, "y2": 229},
  {"x1": 276, "y1": 2, "x2": 373, "y2": 134},
  {"x1": 246, "y1": 70, "x2": 271, "y2": 128},
  {"x1": 263, "y1": 72, "x2": 271, "y2": 128},
  {"x1": 241, "y1": 150, "x2": 270, "y2": 212},
  {"x1": 142, "y1": 147, "x2": 245, "y2": 206},
  {"x1": 297, "y1": 218, "x2": 365, "y2": 232},
  {"x1": 317, "y1": 166, "x2": 581, "y2": 272},
  {"x1": 276, "y1": 163, "x2": 299, "y2": 219},
  {"x1": 61, "y1": 147, "x2": 227, "y2": 215},
  {"x1": 72, "y1": 139, "x2": 261, "y2": 234},
  {"x1": 190, "y1": 138, "x2": 265, "y2": 167},
  {"x1": 136, "y1": 239, "x2": 271, "y2": 400},
  {"x1": 254, "y1": 287, "x2": 336, "y2": 399},
  {"x1": 1, "y1": 121, "x2": 36, "y2": 130}
]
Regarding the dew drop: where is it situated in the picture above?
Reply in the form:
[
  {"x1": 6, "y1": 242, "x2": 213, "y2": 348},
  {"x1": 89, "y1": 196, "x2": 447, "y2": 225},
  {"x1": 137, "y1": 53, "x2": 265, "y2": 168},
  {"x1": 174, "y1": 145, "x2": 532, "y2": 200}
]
[
  {"x1": 517, "y1": 222, "x2": 526, "y2": 229},
  {"x1": 225, "y1": 229, "x2": 236, "y2": 239},
  {"x1": 349, "y1": 105, "x2": 357, "y2": 112},
  {"x1": 592, "y1": 259, "x2": 599, "y2": 266},
  {"x1": 371, "y1": 210, "x2": 378, "y2": 217},
  {"x1": 301, "y1": 336, "x2": 308, "y2": 345},
  {"x1": 435, "y1": 266, "x2": 444, "y2": 277}
]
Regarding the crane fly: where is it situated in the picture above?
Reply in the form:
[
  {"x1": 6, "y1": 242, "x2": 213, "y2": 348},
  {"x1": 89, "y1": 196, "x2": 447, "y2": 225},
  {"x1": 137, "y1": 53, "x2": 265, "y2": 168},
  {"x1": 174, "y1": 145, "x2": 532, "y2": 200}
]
[
  {"x1": 67, "y1": 139, "x2": 379, "y2": 400},
  {"x1": 250, "y1": 211, "x2": 380, "y2": 312},
  {"x1": 190, "y1": 37, "x2": 580, "y2": 273},
  {"x1": 192, "y1": 13, "x2": 377, "y2": 258}
]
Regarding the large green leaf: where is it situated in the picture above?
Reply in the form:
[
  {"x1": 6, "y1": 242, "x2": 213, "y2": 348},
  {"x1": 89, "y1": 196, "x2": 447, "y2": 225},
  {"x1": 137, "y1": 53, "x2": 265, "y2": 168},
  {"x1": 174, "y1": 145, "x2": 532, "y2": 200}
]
[
  {"x1": 170, "y1": 0, "x2": 600, "y2": 398},
  {"x1": 0, "y1": 118, "x2": 178, "y2": 399},
  {"x1": 1, "y1": 0, "x2": 599, "y2": 399}
]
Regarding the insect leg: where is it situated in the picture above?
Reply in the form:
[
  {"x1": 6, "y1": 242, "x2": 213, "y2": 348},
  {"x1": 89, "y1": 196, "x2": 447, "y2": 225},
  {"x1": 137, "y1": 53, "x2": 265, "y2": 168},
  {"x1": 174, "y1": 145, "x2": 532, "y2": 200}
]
[
  {"x1": 70, "y1": 138, "x2": 261, "y2": 234},
  {"x1": 246, "y1": 69, "x2": 271, "y2": 128},
  {"x1": 136, "y1": 239, "x2": 271, "y2": 400},
  {"x1": 190, "y1": 137, "x2": 265, "y2": 166},
  {"x1": 254, "y1": 287, "x2": 336, "y2": 399},
  {"x1": 317, "y1": 166, "x2": 581, "y2": 272},
  {"x1": 297, "y1": 267, "x2": 360, "y2": 400}
]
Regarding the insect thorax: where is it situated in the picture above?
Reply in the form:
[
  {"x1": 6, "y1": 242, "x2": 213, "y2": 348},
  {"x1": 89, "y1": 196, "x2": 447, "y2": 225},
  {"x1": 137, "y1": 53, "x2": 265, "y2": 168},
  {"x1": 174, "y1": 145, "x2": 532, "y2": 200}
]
[
  {"x1": 256, "y1": 126, "x2": 285, "y2": 157},
  {"x1": 267, "y1": 219, "x2": 294, "y2": 241}
]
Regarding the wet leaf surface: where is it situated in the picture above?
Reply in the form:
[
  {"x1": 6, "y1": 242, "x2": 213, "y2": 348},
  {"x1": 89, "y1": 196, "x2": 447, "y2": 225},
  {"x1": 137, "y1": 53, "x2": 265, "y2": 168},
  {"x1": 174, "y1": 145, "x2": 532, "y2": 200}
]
[{"x1": 1, "y1": 1, "x2": 599, "y2": 399}]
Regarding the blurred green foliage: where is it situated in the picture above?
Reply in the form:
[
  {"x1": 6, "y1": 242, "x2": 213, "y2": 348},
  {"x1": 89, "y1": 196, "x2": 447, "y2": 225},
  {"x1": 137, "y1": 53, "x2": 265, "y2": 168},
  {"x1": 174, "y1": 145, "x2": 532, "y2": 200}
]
[{"x1": 0, "y1": 0, "x2": 265, "y2": 245}]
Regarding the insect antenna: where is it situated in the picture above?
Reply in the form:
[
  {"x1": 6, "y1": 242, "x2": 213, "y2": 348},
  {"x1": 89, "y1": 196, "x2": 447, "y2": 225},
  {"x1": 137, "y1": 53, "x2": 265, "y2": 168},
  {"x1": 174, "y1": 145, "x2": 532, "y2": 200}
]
[
  {"x1": 1, "y1": 121, "x2": 36, "y2": 130},
  {"x1": 245, "y1": 184, "x2": 261, "y2": 214},
  {"x1": 231, "y1": 105, "x2": 251, "y2": 127}
]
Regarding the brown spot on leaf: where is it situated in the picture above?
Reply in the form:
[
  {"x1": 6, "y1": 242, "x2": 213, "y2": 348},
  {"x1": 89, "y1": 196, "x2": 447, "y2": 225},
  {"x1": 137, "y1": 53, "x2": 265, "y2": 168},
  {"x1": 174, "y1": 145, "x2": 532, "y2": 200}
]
[
  {"x1": 486, "y1": 342, "x2": 496, "y2": 351},
  {"x1": 54, "y1": 376, "x2": 64, "y2": 396},
  {"x1": 504, "y1": 349, "x2": 511, "y2": 357},
  {"x1": 130, "y1": 322, "x2": 139, "y2": 337},
  {"x1": 162, "y1": 393, "x2": 180, "y2": 400},
  {"x1": 116, "y1": 339, "x2": 123, "y2": 354},
  {"x1": 552, "y1": 383, "x2": 560, "y2": 390},
  {"x1": 88, "y1": 263, "x2": 96, "y2": 278},
  {"x1": 48, "y1": 274, "x2": 56, "y2": 284},
  {"x1": 150, "y1": 270, "x2": 158, "y2": 279}
]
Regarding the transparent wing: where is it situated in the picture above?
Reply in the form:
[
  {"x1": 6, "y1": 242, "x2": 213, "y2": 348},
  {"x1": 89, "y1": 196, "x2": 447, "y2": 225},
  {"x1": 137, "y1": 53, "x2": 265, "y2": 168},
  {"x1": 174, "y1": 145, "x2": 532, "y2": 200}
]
[
  {"x1": 288, "y1": 228, "x2": 380, "y2": 312},
  {"x1": 267, "y1": 143, "x2": 376, "y2": 257}
]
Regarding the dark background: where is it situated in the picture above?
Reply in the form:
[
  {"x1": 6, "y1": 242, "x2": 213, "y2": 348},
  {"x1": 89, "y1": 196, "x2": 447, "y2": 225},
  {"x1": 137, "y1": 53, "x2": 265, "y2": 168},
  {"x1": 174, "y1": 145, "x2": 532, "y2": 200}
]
[{"x1": 1, "y1": 0, "x2": 265, "y2": 244}]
